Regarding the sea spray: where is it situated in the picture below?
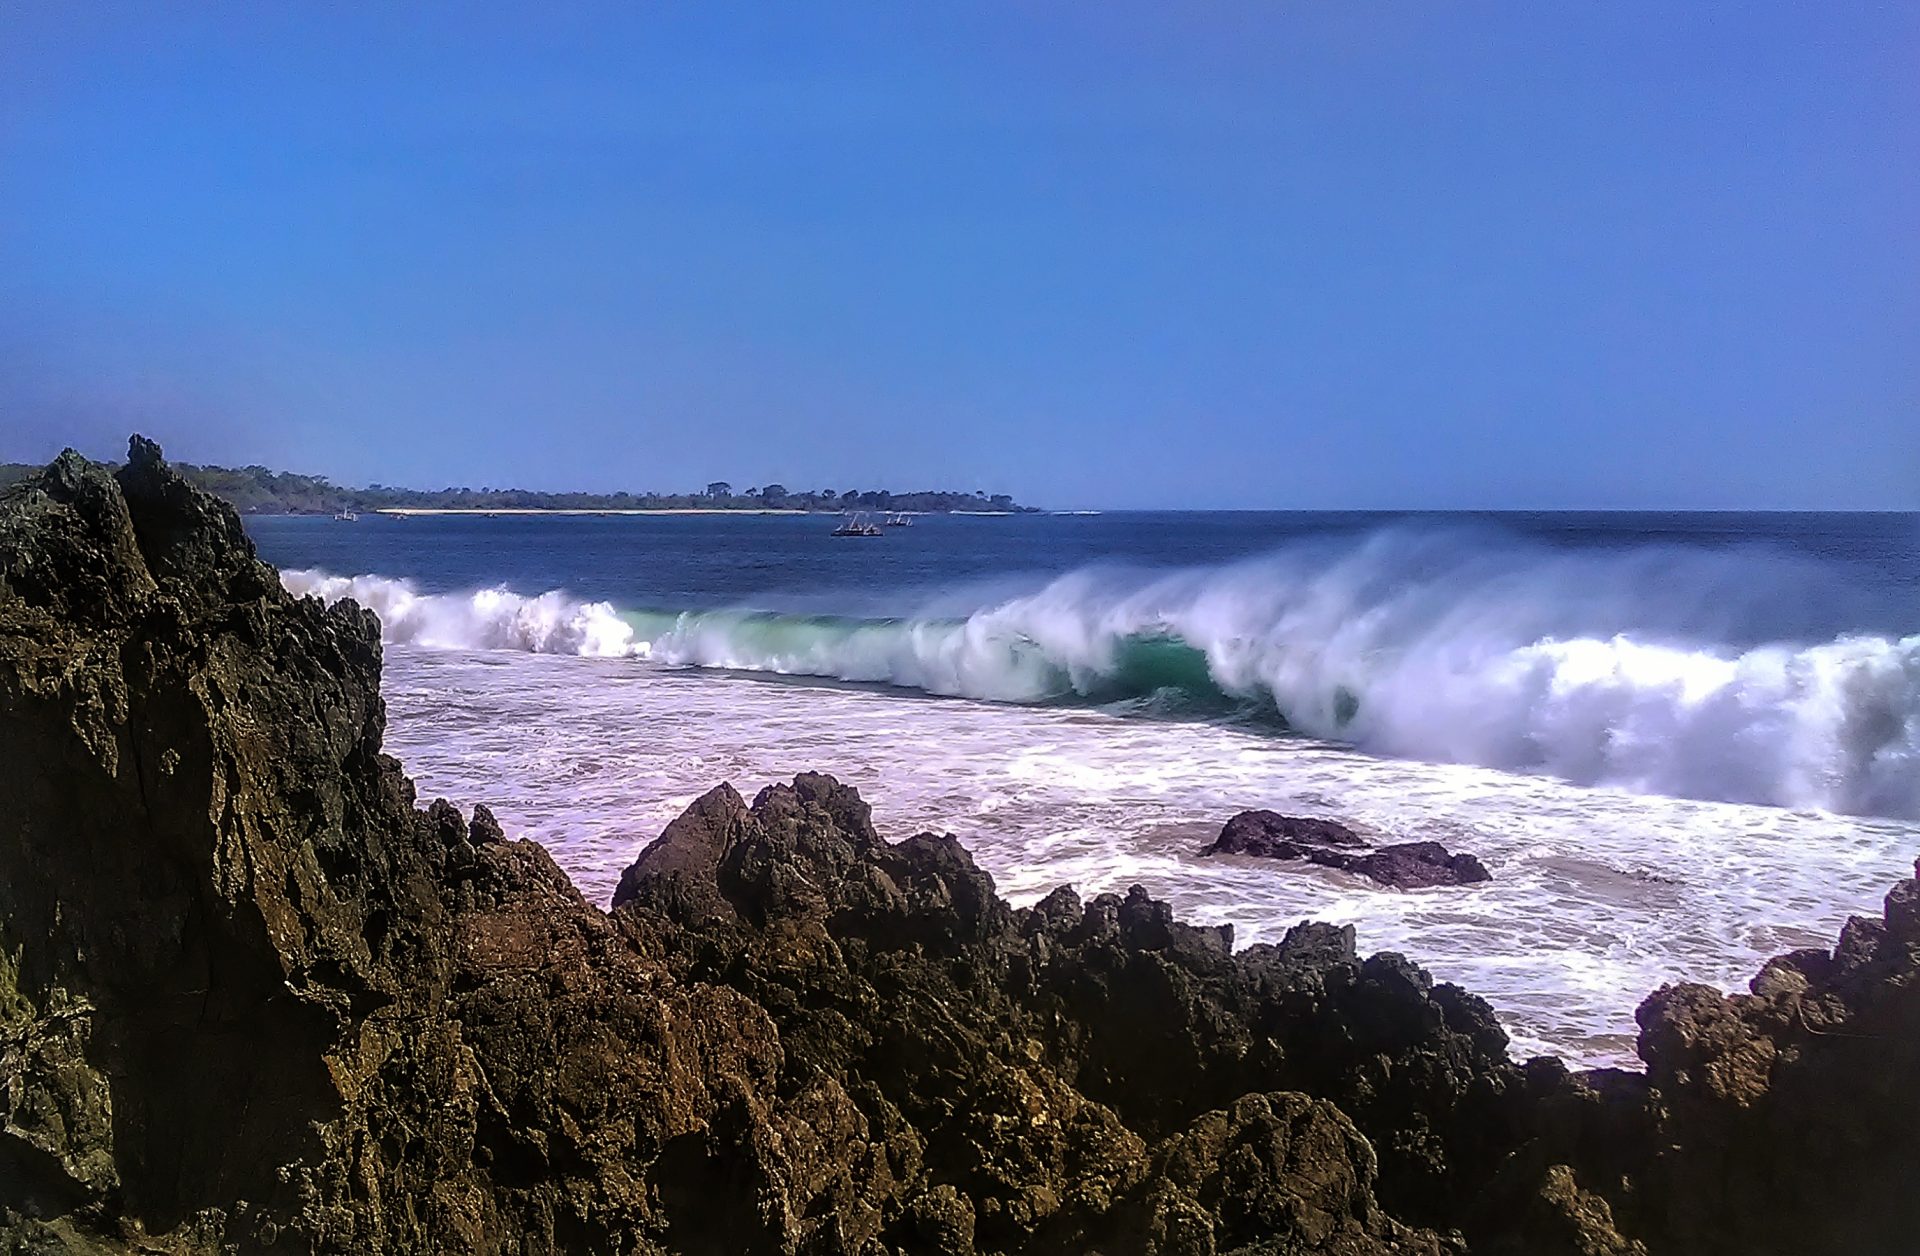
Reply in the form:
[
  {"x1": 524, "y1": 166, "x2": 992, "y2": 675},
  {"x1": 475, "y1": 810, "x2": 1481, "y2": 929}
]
[
  {"x1": 282, "y1": 570, "x2": 640, "y2": 657},
  {"x1": 281, "y1": 528, "x2": 1920, "y2": 818}
]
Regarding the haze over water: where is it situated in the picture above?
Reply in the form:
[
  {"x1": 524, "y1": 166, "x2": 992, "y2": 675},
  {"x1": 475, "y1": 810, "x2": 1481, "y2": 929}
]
[{"x1": 252, "y1": 508, "x2": 1919, "y2": 1065}]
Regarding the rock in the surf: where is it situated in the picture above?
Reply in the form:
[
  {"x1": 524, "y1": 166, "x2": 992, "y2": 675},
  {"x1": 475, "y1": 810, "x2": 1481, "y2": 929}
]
[
  {"x1": 1350, "y1": 841, "x2": 1493, "y2": 888},
  {"x1": 1208, "y1": 808, "x2": 1370, "y2": 855},
  {"x1": 1206, "y1": 810, "x2": 1492, "y2": 887}
]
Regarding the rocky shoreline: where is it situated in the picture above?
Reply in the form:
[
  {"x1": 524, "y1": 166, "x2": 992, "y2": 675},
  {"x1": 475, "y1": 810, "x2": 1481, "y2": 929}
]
[{"x1": 2, "y1": 440, "x2": 1916, "y2": 1254}]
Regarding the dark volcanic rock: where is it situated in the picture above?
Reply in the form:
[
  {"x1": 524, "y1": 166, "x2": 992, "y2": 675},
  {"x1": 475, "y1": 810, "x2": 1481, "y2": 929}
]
[
  {"x1": 1601, "y1": 872, "x2": 1920, "y2": 1256},
  {"x1": 1117, "y1": 1093, "x2": 1459, "y2": 1256},
  {"x1": 1207, "y1": 812, "x2": 1492, "y2": 888},
  {"x1": 0, "y1": 441, "x2": 790, "y2": 1252},
  {"x1": 613, "y1": 788, "x2": 1518, "y2": 1240},
  {"x1": 3, "y1": 440, "x2": 1919, "y2": 1256},
  {"x1": 1348, "y1": 842, "x2": 1492, "y2": 889},
  {"x1": 1210, "y1": 809, "x2": 1370, "y2": 855}
]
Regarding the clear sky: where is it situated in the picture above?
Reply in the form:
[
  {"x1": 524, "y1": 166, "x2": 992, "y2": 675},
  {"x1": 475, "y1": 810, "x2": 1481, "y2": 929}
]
[{"x1": 1, "y1": 3, "x2": 1915, "y2": 508}]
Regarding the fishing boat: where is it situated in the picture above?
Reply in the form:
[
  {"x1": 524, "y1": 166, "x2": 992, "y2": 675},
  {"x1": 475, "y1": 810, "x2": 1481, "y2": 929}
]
[
  {"x1": 831, "y1": 512, "x2": 883, "y2": 537},
  {"x1": 884, "y1": 513, "x2": 912, "y2": 527},
  {"x1": 333, "y1": 509, "x2": 359, "y2": 522}
]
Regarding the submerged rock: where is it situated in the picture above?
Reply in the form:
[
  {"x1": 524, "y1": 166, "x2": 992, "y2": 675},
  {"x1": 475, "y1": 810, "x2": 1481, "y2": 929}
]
[
  {"x1": 1205, "y1": 812, "x2": 1492, "y2": 888},
  {"x1": 1, "y1": 440, "x2": 1916, "y2": 1254}
]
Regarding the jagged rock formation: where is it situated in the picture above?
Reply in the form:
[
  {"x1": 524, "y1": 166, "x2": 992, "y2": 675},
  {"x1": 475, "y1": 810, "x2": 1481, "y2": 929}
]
[
  {"x1": 1, "y1": 441, "x2": 1916, "y2": 1254},
  {"x1": 607, "y1": 775, "x2": 1517, "y2": 1252},
  {"x1": 0, "y1": 439, "x2": 775, "y2": 1251},
  {"x1": 1205, "y1": 811, "x2": 1492, "y2": 889}
]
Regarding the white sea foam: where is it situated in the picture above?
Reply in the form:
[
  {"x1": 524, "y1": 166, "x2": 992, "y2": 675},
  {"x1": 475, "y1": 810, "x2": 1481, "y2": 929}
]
[
  {"x1": 375, "y1": 644, "x2": 1920, "y2": 1067},
  {"x1": 928, "y1": 542, "x2": 1920, "y2": 819},
  {"x1": 282, "y1": 534, "x2": 1920, "y2": 819},
  {"x1": 282, "y1": 569, "x2": 640, "y2": 657}
]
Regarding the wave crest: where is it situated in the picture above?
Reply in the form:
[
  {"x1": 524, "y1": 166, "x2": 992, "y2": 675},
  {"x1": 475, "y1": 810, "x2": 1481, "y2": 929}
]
[
  {"x1": 282, "y1": 570, "x2": 639, "y2": 657},
  {"x1": 282, "y1": 536, "x2": 1920, "y2": 819}
]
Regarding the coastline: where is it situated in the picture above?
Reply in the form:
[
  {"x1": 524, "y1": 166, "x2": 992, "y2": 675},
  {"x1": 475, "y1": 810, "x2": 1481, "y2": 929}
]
[
  {"x1": 5, "y1": 440, "x2": 1919, "y2": 1255},
  {"x1": 371, "y1": 505, "x2": 815, "y2": 516}
]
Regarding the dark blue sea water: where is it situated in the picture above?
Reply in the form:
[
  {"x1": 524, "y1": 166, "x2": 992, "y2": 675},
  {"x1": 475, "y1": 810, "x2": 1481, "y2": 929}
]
[
  {"x1": 247, "y1": 508, "x2": 1920, "y2": 1063},
  {"x1": 251, "y1": 510, "x2": 1918, "y2": 635}
]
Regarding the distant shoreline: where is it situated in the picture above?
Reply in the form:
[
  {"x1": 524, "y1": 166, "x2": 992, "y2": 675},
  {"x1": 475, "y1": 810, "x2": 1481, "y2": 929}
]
[
  {"x1": 369, "y1": 506, "x2": 814, "y2": 517},
  {"x1": 255, "y1": 506, "x2": 1039, "y2": 518},
  {"x1": 0, "y1": 458, "x2": 1034, "y2": 516}
]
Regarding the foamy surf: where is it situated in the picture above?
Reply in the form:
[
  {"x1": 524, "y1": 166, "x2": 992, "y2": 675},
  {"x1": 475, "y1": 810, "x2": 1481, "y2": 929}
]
[
  {"x1": 282, "y1": 570, "x2": 641, "y2": 658},
  {"x1": 374, "y1": 644, "x2": 1920, "y2": 1067},
  {"x1": 282, "y1": 530, "x2": 1920, "y2": 819}
]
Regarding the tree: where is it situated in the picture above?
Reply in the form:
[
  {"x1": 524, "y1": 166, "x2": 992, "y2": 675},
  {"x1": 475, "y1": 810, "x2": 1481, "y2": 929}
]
[{"x1": 706, "y1": 481, "x2": 732, "y2": 499}]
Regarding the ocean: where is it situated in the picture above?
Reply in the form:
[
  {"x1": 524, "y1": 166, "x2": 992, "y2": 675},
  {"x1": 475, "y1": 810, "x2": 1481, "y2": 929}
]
[{"x1": 248, "y1": 509, "x2": 1920, "y2": 1065}]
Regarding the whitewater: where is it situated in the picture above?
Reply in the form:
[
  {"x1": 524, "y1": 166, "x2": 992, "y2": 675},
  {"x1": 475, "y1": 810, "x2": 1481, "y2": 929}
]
[
  {"x1": 261, "y1": 514, "x2": 1920, "y2": 1065},
  {"x1": 281, "y1": 527, "x2": 1920, "y2": 819}
]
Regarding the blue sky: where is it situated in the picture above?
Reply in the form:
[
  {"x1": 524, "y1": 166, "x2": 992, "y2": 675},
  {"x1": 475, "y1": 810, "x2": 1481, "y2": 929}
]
[{"x1": 2, "y1": 3, "x2": 1915, "y2": 508}]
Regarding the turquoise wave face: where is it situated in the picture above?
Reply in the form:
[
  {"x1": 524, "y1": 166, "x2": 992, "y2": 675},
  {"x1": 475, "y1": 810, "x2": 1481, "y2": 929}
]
[
  {"x1": 622, "y1": 608, "x2": 1273, "y2": 716},
  {"x1": 624, "y1": 608, "x2": 921, "y2": 665},
  {"x1": 1081, "y1": 632, "x2": 1242, "y2": 713},
  {"x1": 616, "y1": 607, "x2": 1372, "y2": 738}
]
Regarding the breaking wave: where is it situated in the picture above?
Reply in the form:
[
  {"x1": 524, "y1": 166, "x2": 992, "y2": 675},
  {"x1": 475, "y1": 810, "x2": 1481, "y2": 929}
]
[
  {"x1": 280, "y1": 570, "x2": 640, "y2": 658},
  {"x1": 281, "y1": 532, "x2": 1920, "y2": 819}
]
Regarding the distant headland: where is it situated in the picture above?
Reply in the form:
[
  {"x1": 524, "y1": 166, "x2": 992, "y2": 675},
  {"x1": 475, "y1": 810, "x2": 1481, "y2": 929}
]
[{"x1": 0, "y1": 458, "x2": 1036, "y2": 515}]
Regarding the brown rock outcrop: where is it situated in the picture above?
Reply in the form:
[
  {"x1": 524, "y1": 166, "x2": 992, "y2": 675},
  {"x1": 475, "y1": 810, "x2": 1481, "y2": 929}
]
[{"x1": 3, "y1": 441, "x2": 1917, "y2": 1254}]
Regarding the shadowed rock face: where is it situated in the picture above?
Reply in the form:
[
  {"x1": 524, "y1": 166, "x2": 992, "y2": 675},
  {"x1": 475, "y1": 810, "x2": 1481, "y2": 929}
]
[
  {"x1": 0, "y1": 441, "x2": 791, "y2": 1252},
  {"x1": 1, "y1": 441, "x2": 1917, "y2": 1255},
  {"x1": 1612, "y1": 871, "x2": 1920, "y2": 1255}
]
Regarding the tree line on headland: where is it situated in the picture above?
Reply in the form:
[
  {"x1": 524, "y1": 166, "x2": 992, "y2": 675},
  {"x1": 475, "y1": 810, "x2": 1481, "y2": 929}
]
[{"x1": 0, "y1": 459, "x2": 1032, "y2": 514}]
